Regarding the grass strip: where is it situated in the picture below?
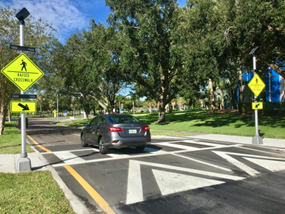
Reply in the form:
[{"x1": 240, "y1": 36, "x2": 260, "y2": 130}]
[
  {"x1": 0, "y1": 122, "x2": 34, "y2": 154},
  {"x1": 53, "y1": 110, "x2": 285, "y2": 139},
  {"x1": 150, "y1": 130, "x2": 192, "y2": 137},
  {"x1": 0, "y1": 171, "x2": 75, "y2": 214},
  {"x1": 134, "y1": 111, "x2": 285, "y2": 139},
  {"x1": 53, "y1": 118, "x2": 89, "y2": 127}
]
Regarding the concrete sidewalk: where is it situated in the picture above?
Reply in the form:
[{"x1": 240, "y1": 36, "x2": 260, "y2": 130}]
[
  {"x1": 0, "y1": 152, "x2": 49, "y2": 173},
  {"x1": 187, "y1": 134, "x2": 285, "y2": 149}
]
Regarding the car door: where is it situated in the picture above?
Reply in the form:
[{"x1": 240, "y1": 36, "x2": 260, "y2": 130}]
[
  {"x1": 84, "y1": 117, "x2": 98, "y2": 144},
  {"x1": 90, "y1": 116, "x2": 106, "y2": 145}
]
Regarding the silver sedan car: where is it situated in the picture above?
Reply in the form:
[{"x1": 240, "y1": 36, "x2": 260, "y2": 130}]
[{"x1": 81, "y1": 114, "x2": 151, "y2": 154}]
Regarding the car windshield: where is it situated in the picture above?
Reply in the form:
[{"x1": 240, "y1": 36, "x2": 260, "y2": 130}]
[{"x1": 107, "y1": 115, "x2": 140, "y2": 123}]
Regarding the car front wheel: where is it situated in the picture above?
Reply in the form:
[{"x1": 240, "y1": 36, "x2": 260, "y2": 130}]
[
  {"x1": 81, "y1": 134, "x2": 88, "y2": 147},
  {"x1": 99, "y1": 137, "x2": 108, "y2": 154}
]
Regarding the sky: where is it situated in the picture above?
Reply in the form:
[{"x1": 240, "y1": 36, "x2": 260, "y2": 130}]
[{"x1": 0, "y1": 0, "x2": 187, "y2": 43}]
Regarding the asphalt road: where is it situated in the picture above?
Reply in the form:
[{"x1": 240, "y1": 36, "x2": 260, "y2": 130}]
[{"x1": 27, "y1": 118, "x2": 285, "y2": 214}]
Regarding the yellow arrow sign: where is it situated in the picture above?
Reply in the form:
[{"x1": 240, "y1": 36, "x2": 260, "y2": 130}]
[
  {"x1": 248, "y1": 74, "x2": 265, "y2": 97},
  {"x1": 1, "y1": 53, "x2": 44, "y2": 92},
  {"x1": 10, "y1": 101, "x2": 37, "y2": 113},
  {"x1": 252, "y1": 102, "x2": 263, "y2": 110}
]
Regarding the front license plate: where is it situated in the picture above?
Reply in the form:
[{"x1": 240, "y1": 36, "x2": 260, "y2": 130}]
[{"x1": 129, "y1": 129, "x2": 137, "y2": 134}]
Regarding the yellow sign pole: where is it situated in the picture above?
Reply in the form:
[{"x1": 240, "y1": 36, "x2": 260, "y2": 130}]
[{"x1": 249, "y1": 47, "x2": 263, "y2": 145}]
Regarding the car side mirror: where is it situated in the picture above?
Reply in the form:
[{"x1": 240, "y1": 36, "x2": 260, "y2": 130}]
[{"x1": 84, "y1": 124, "x2": 88, "y2": 128}]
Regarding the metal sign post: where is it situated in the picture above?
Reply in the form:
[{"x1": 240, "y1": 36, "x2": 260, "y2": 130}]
[
  {"x1": 1, "y1": 8, "x2": 44, "y2": 172},
  {"x1": 57, "y1": 94, "x2": 59, "y2": 121},
  {"x1": 17, "y1": 8, "x2": 31, "y2": 172},
  {"x1": 249, "y1": 47, "x2": 263, "y2": 145}
]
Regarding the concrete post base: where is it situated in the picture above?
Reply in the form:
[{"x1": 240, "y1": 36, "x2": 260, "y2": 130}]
[
  {"x1": 252, "y1": 135, "x2": 263, "y2": 145},
  {"x1": 17, "y1": 157, "x2": 31, "y2": 173}
]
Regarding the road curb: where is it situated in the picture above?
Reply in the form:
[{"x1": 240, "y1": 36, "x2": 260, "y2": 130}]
[{"x1": 26, "y1": 137, "x2": 91, "y2": 214}]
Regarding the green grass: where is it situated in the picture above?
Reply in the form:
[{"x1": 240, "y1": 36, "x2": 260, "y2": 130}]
[
  {"x1": 53, "y1": 111, "x2": 285, "y2": 139},
  {"x1": 150, "y1": 130, "x2": 192, "y2": 137},
  {"x1": 53, "y1": 118, "x2": 89, "y2": 127},
  {"x1": 0, "y1": 171, "x2": 75, "y2": 214},
  {"x1": 135, "y1": 111, "x2": 285, "y2": 139},
  {"x1": 0, "y1": 122, "x2": 34, "y2": 154}
]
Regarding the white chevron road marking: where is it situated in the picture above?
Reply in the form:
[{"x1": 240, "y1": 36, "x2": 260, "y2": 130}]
[
  {"x1": 213, "y1": 151, "x2": 260, "y2": 176},
  {"x1": 244, "y1": 157, "x2": 285, "y2": 172},
  {"x1": 153, "y1": 169, "x2": 225, "y2": 196},
  {"x1": 213, "y1": 151, "x2": 285, "y2": 176},
  {"x1": 172, "y1": 153, "x2": 232, "y2": 172},
  {"x1": 126, "y1": 160, "x2": 244, "y2": 205}
]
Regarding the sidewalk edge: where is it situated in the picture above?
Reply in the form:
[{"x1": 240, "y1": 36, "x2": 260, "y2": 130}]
[{"x1": 27, "y1": 140, "x2": 91, "y2": 214}]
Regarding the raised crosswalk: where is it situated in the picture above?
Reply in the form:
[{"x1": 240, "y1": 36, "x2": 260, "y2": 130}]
[{"x1": 43, "y1": 139, "x2": 240, "y2": 167}]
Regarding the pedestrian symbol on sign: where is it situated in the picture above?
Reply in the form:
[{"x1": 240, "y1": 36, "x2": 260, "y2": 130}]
[{"x1": 20, "y1": 59, "x2": 27, "y2": 71}]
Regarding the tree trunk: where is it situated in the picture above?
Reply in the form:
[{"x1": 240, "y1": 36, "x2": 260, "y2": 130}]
[
  {"x1": 83, "y1": 107, "x2": 90, "y2": 120},
  {"x1": 172, "y1": 101, "x2": 175, "y2": 110},
  {"x1": 0, "y1": 115, "x2": 5, "y2": 135},
  {"x1": 40, "y1": 103, "x2": 42, "y2": 115},
  {"x1": 93, "y1": 107, "x2": 96, "y2": 116},
  {"x1": 0, "y1": 105, "x2": 8, "y2": 135},
  {"x1": 168, "y1": 102, "x2": 172, "y2": 114},
  {"x1": 149, "y1": 102, "x2": 152, "y2": 114},
  {"x1": 7, "y1": 103, "x2": 11, "y2": 122},
  {"x1": 132, "y1": 101, "x2": 135, "y2": 113},
  {"x1": 231, "y1": 89, "x2": 235, "y2": 109},
  {"x1": 157, "y1": 102, "x2": 166, "y2": 123},
  {"x1": 239, "y1": 70, "x2": 243, "y2": 102},
  {"x1": 220, "y1": 89, "x2": 224, "y2": 110},
  {"x1": 209, "y1": 78, "x2": 216, "y2": 112}
]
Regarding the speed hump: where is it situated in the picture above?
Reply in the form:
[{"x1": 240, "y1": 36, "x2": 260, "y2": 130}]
[{"x1": 1, "y1": 53, "x2": 44, "y2": 92}]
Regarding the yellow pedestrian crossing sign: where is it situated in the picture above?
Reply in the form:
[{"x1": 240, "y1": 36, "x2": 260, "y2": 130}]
[
  {"x1": 248, "y1": 74, "x2": 265, "y2": 97},
  {"x1": 1, "y1": 53, "x2": 44, "y2": 92},
  {"x1": 252, "y1": 102, "x2": 263, "y2": 110},
  {"x1": 10, "y1": 101, "x2": 37, "y2": 113}
]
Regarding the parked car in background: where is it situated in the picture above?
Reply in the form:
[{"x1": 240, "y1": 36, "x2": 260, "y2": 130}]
[{"x1": 81, "y1": 114, "x2": 151, "y2": 154}]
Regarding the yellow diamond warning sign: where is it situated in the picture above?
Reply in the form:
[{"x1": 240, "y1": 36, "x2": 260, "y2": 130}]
[
  {"x1": 1, "y1": 53, "x2": 44, "y2": 92},
  {"x1": 248, "y1": 74, "x2": 265, "y2": 97},
  {"x1": 10, "y1": 101, "x2": 37, "y2": 113}
]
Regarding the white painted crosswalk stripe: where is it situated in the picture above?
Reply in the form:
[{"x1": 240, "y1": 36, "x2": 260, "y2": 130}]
[
  {"x1": 183, "y1": 140, "x2": 224, "y2": 147},
  {"x1": 213, "y1": 151, "x2": 260, "y2": 176},
  {"x1": 156, "y1": 142, "x2": 199, "y2": 151},
  {"x1": 55, "y1": 151, "x2": 86, "y2": 165},
  {"x1": 172, "y1": 153, "x2": 232, "y2": 172}
]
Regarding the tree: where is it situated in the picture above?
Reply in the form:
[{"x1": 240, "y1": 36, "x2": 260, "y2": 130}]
[
  {"x1": 55, "y1": 21, "x2": 130, "y2": 115},
  {"x1": 224, "y1": 0, "x2": 285, "y2": 79},
  {"x1": 180, "y1": 0, "x2": 238, "y2": 112},
  {"x1": 0, "y1": 7, "x2": 55, "y2": 135},
  {"x1": 106, "y1": 0, "x2": 185, "y2": 123}
]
